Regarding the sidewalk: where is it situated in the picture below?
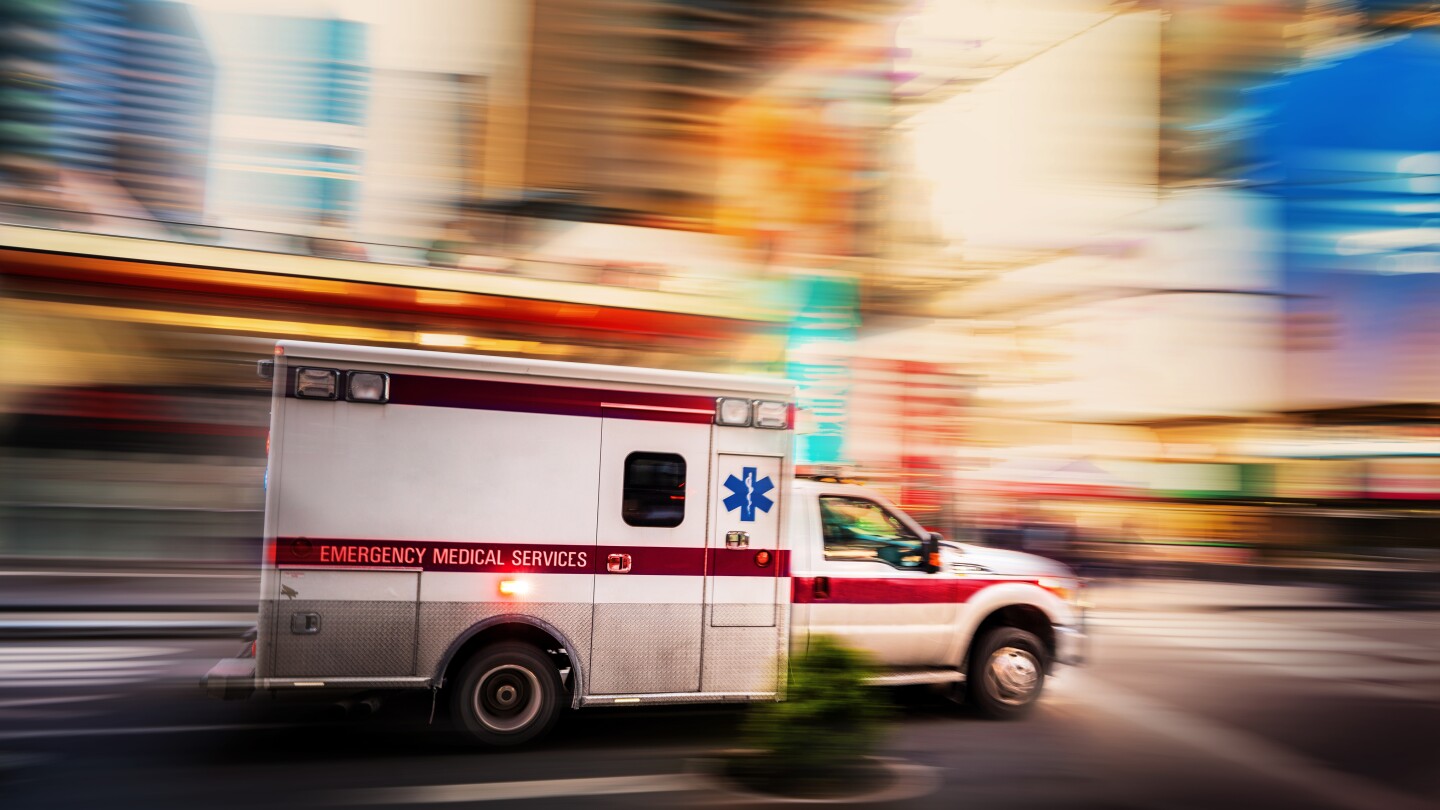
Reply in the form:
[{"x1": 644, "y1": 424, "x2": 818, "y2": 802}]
[{"x1": 1086, "y1": 578, "x2": 1367, "y2": 613}]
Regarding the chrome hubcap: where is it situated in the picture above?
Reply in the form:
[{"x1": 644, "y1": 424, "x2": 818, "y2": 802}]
[
  {"x1": 474, "y1": 664, "x2": 542, "y2": 732},
  {"x1": 985, "y1": 646, "x2": 1040, "y2": 706}
]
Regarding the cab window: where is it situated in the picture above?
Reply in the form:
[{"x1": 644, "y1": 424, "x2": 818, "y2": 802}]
[
  {"x1": 622, "y1": 452, "x2": 686, "y2": 527},
  {"x1": 819, "y1": 496, "x2": 925, "y2": 570}
]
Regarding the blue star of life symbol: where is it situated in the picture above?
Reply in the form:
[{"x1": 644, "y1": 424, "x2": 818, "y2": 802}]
[{"x1": 722, "y1": 466, "x2": 774, "y2": 522}]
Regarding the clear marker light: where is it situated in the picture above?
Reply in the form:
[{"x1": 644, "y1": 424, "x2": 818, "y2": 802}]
[{"x1": 499, "y1": 579, "x2": 530, "y2": 597}]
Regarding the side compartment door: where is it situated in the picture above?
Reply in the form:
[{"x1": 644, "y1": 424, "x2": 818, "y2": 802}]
[
  {"x1": 701, "y1": 453, "x2": 784, "y2": 693},
  {"x1": 270, "y1": 568, "x2": 420, "y2": 678},
  {"x1": 587, "y1": 414, "x2": 711, "y2": 695}
]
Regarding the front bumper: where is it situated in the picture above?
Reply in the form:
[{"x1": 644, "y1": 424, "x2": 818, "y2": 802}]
[
  {"x1": 1054, "y1": 624, "x2": 1088, "y2": 667},
  {"x1": 203, "y1": 657, "x2": 256, "y2": 700}
]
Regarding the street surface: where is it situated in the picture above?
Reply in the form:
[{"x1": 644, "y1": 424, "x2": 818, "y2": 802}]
[{"x1": 0, "y1": 578, "x2": 1436, "y2": 809}]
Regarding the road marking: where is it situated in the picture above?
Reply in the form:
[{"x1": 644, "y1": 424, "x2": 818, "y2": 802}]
[
  {"x1": 0, "y1": 694, "x2": 117, "y2": 709},
  {"x1": 1090, "y1": 610, "x2": 1440, "y2": 700},
  {"x1": 0, "y1": 644, "x2": 181, "y2": 689},
  {"x1": 1065, "y1": 672, "x2": 1436, "y2": 810},
  {"x1": 323, "y1": 774, "x2": 698, "y2": 805},
  {"x1": 0, "y1": 723, "x2": 292, "y2": 741},
  {"x1": 0, "y1": 646, "x2": 171, "y2": 656}
]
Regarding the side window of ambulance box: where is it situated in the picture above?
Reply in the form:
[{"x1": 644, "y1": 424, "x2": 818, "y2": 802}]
[
  {"x1": 622, "y1": 452, "x2": 686, "y2": 528},
  {"x1": 819, "y1": 496, "x2": 925, "y2": 570}
]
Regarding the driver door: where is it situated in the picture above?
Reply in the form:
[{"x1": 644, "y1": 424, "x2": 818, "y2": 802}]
[{"x1": 803, "y1": 494, "x2": 955, "y2": 665}]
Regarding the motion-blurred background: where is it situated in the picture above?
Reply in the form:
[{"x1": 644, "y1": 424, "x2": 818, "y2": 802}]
[{"x1": 1, "y1": 0, "x2": 1438, "y2": 597}]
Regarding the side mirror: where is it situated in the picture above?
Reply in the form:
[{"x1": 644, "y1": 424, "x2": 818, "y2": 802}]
[{"x1": 921, "y1": 532, "x2": 943, "y2": 573}]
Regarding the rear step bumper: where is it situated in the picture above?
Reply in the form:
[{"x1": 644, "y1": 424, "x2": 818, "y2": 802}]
[{"x1": 203, "y1": 657, "x2": 256, "y2": 700}]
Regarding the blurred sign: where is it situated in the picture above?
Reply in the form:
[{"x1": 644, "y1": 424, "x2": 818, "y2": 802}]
[
  {"x1": 786, "y1": 271, "x2": 859, "y2": 465},
  {"x1": 1367, "y1": 458, "x2": 1440, "y2": 499},
  {"x1": 1246, "y1": 33, "x2": 1440, "y2": 406}
]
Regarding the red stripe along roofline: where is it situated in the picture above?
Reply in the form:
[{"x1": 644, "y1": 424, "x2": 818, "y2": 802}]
[{"x1": 287, "y1": 371, "x2": 724, "y2": 424}]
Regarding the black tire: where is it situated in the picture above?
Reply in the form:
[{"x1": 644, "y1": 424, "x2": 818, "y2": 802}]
[
  {"x1": 967, "y1": 626, "x2": 1047, "y2": 720},
  {"x1": 451, "y1": 641, "x2": 563, "y2": 747}
]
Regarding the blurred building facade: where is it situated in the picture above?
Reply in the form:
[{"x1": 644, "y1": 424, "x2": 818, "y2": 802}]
[
  {"x1": 4, "y1": 0, "x2": 1438, "y2": 572},
  {"x1": 519, "y1": 0, "x2": 781, "y2": 228},
  {"x1": 0, "y1": 0, "x2": 214, "y2": 227},
  {"x1": 880, "y1": 0, "x2": 1440, "y2": 568},
  {"x1": 0, "y1": 0, "x2": 857, "y2": 564},
  {"x1": 206, "y1": 12, "x2": 367, "y2": 237}
]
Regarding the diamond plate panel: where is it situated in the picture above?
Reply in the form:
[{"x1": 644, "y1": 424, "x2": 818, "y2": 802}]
[
  {"x1": 416, "y1": 601, "x2": 594, "y2": 686},
  {"x1": 701, "y1": 605, "x2": 789, "y2": 694},
  {"x1": 710, "y1": 603, "x2": 776, "y2": 627},
  {"x1": 589, "y1": 603, "x2": 703, "y2": 695},
  {"x1": 271, "y1": 600, "x2": 417, "y2": 678}
]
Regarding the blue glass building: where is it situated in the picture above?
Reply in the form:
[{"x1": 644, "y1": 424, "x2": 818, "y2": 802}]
[{"x1": 52, "y1": 0, "x2": 213, "y2": 224}]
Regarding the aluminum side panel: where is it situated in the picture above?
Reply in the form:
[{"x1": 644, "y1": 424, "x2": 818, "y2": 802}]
[
  {"x1": 271, "y1": 599, "x2": 418, "y2": 677},
  {"x1": 276, "y1": 405, "x2": 601, "y2": 545},
  {"x1": 700, "y1": 604, "x2": 788, "y2": 694}
]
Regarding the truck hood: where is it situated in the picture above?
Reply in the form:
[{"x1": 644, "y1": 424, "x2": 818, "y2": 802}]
[{"x1": 942, "y1": 542, "x2": 1076, "y2": 579}]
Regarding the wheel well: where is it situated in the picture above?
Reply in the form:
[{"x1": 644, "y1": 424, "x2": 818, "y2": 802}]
[
  {"x1": 440, "y1": 622, "x2": 575, "y2": 696},
  {"x1": 967, "y1": 604, "x2": 1056, "y2": 672}
]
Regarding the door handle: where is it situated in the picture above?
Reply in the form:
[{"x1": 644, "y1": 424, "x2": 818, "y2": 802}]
[
  {"x1": 290, "y1": 612, "x2": 321, "y2": 634},
  {"x1": 607, "y1": 553, "x2": 632, "y2": 574},
  {"x1": 812, "y1": 576, "x2": 831, "y2": 600}
]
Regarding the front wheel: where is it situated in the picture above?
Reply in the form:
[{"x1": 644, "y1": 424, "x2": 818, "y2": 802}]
[
  {"x1": 451, "y1": 641, "x2": 563, "y2": 746},
  {"x1": 967, "y1": 627, "x2": 1047, "y2": 719}
]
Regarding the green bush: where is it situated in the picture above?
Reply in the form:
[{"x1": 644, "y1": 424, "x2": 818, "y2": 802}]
[{"x1": 739, "y1": 635, "x2": 889, "y2": 774}]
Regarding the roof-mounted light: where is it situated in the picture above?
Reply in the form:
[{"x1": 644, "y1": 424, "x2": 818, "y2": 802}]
[
  {"x1": 346, "y1": 371, "x2": 390, "y2": 403},
  {"x1": 715, "y1": 397, "x2": 752, "y2": 427},
  {"x1": 753, "y1": 400, "x2": 789, "y2": 429},
  {"x1": 295, "y1": 368, "x2": 339, "y2": 400}
]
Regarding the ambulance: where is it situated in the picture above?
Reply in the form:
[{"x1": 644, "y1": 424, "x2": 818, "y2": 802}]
[{"x1": 205, "y1": 341, "x2": 1085, "y2": 745}]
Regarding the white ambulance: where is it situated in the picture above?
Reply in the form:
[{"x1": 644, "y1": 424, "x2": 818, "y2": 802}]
[{"x1": 205, "y1": 341, "x2": 1085, "y2": 745}]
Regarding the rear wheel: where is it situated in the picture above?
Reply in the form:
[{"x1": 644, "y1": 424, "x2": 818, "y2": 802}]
[
  {"x1": 451, "y1": 642, "x2": 563, "y2": 746},
  {"x1": 967, "y1": 627, "x2": 1047, "y2": 719}
]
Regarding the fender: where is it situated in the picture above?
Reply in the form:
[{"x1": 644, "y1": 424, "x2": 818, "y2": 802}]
[
  {"x1": 434, "y1": 614, "x2": 587, "y2": 709},
  {"x1": 945, "y1": 580, "x2": 1070, "y2": 669}
]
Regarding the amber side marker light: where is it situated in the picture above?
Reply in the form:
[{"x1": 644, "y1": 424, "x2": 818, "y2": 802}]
[
  {"x1": 1039, "y1": 577, "x2": 1080, "y2": 604},
  {"x1": 754, "y1": 550, "x2": 772, "y2": 567}
]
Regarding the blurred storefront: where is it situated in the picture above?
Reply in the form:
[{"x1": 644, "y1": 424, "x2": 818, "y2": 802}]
[
  {"x1": 0, "y1": 1, "x2": 888, "y2": 565},
  {"x1": 0, "y1": 221, "x2": 789, "y2": 564}
]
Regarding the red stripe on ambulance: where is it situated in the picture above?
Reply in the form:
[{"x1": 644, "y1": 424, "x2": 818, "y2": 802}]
[
  {"x1": 272, "y1": 537, "x2": 788, "y2": 577},
  {"x1": 790, "y1": 576, "x2": 1034, "y2": 604}
]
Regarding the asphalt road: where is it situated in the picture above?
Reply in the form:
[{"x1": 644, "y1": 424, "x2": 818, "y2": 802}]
[{"x1": 1, "y1": 580, "x2": 1436, "y2": 810}]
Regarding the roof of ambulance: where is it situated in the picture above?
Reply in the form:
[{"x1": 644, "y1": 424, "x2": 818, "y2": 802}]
[{"x1": 275, "y1": 340, "x2": 795, "y2": 397}]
